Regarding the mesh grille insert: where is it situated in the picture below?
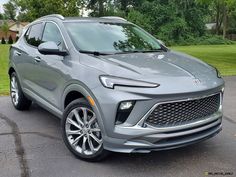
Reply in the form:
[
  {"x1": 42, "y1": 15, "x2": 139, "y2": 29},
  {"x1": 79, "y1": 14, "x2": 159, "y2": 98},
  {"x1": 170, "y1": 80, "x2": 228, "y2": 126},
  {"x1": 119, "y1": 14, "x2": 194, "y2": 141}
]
[{"x1": 145, "y1": 93, "x2": 221, "y2": 127}]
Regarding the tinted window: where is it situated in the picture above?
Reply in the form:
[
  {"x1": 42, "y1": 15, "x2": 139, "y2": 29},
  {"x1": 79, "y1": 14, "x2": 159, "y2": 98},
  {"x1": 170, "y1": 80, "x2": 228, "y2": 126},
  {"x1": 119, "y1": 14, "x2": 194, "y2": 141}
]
[
  {"x1": 24, "y1": 27, "x2": 31, "y2": 41},
  {"x1": 26, "y1": 23, "x2": 43, "y2": 47},
  {"x1": 42, "y1": 22, "x2": 64, "y2": 49},
  {"x1": 65, "y1": 22, "x2": 162, "y2": 53}
]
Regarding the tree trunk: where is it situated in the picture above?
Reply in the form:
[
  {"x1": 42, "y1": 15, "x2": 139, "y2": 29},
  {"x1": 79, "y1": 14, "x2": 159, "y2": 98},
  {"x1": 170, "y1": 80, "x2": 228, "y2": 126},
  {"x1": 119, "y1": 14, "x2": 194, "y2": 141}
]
[
  {"x1": 98, "y1": 0, "x2": 104, "y2": 16},
  {"x1": 121, "y1": 0, "x2": 128, "y2": 15},
  {"x1": 215, "y1": 1, "x2": 220, "y2": 35},
  {"x1": 222, "y1": 3, "x2": 227, "y2": 39}
]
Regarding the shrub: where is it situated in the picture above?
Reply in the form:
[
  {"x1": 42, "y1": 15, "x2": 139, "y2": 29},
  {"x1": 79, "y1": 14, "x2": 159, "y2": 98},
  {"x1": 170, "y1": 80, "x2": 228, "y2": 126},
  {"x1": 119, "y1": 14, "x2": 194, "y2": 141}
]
[
  {"x1": 166, "y1": 35, "x2": 235, "y2": 46},
  {"x1": 15, "y1": 36, "x2": 19, "y2": 42},
  {"x1": 1, "y1": 37, "x2": 6, "y2": 44},
  {"x1": 8, "y1": 35, "x2": 13, "y2": 44}
]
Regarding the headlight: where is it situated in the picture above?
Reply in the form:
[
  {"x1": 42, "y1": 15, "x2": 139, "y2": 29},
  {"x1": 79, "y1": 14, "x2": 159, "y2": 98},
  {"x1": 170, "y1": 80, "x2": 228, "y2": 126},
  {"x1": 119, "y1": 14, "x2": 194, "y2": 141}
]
[
  {"x1": 215, "y1": 68, "x2": 221, "y2": 78},
  {"x1": 99, "y1": 75, "x2": 160, "y2": 89},
  {"x1": 209, "y1": 64, "x2": 221, "y2": 78}
]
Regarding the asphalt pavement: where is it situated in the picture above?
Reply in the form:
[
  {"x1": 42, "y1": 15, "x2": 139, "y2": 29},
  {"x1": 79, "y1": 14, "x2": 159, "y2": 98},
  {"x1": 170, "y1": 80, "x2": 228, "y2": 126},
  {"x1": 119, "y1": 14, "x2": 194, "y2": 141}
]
[{"x1": 0, "y1": 76, "x2": 235, "y2": 177}]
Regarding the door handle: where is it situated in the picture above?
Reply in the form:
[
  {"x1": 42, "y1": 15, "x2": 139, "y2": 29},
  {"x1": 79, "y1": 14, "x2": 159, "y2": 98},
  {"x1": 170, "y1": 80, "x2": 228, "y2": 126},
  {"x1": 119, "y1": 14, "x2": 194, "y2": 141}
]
[
  {"x1": 15, "y1": 51, "x2": 22, "y2": 56},
  {"x1": 34, "y1": 56, "x2": 41, "y2": 62}
]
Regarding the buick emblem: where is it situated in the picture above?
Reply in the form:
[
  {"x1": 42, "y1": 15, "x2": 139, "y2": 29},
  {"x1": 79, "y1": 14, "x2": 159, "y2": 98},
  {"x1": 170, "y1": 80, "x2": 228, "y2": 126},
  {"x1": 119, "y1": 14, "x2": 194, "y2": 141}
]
[{"x1": 193, "y1": 78, "x2": 201, "y2": 84}]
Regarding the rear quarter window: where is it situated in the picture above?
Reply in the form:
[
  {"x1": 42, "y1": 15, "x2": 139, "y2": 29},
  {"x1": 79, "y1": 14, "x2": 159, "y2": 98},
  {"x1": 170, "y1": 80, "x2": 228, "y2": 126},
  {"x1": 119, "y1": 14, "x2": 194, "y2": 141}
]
[{"x1": 25, "y1": 23, "x2": 43, "y2": 47}]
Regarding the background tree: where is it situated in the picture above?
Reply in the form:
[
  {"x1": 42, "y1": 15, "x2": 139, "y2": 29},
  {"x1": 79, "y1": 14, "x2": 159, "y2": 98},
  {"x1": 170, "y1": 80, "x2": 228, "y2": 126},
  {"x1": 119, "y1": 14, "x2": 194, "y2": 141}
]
[
  {"x1": 87, "y1": 0, "x2": 106, "y2": 16},
  {"x1": 1, "y1": 21, "x2": 9, "y2": 39},
  {"x1": 2, "y1": 0, "x2": 234, "y2": 45},
  {"x1": 16, "y1": 0, "x2": 84, "y2": 21},
  {"x1": 0, "y1": 13, "x2": 4, "y2": 19},
  {"x1": 3, "y1": 0, "x2": 17, "y2": 21},
  {"x1": 198, "y1": 0, "x2": 236, "y2": 38}
]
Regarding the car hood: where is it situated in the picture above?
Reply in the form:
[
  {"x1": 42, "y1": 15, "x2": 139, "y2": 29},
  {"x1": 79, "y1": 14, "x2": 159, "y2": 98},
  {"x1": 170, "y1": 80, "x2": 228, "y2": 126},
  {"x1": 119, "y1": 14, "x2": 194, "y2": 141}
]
[{"x1": 79, "y1": 50, "x2": 222, "y2": 93}]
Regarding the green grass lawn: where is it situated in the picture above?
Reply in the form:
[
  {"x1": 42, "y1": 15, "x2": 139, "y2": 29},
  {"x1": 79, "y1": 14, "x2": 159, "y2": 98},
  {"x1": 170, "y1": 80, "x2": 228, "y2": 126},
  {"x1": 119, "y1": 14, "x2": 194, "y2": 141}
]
[
  {"x1": 172, "y1": 45, "x2": 236, "y2": 76},
  {"x1": 0, "y1": 44, "x2": 236, "y2": 95},
  {"x1": 0, "y1": 45, "x2": 10, "y2": 95}
]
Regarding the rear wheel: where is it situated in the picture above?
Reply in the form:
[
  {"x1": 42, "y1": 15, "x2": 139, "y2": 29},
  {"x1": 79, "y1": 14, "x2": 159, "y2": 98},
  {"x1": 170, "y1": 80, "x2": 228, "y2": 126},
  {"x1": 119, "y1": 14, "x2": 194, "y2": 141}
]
[
  {"x1": 62, "y1": 98, "x2": 109, "y2": 162},
  {"x1": 10, "y1": 72, "x2": 32, "y2": 110}
]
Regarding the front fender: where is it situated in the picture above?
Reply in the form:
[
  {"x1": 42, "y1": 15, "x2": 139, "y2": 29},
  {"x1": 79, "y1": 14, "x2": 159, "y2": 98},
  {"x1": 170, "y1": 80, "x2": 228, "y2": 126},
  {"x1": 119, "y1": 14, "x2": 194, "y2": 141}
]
[{"x1": 61, "y1": 81, "x2": 107, "y2": 138}]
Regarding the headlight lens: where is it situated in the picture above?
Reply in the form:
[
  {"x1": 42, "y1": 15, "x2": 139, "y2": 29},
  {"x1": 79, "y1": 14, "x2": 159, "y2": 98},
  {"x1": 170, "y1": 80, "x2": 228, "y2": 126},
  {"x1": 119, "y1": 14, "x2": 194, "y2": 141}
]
[
  {"x1": 209, "y1": 64, "x2": 221, "y2": 78},
  {"x1": 99, "y1": 75, "x2": 159, "y2": 89},
  {"x1": 215, "y1": 68, "x2": 221, "y2": 78}
]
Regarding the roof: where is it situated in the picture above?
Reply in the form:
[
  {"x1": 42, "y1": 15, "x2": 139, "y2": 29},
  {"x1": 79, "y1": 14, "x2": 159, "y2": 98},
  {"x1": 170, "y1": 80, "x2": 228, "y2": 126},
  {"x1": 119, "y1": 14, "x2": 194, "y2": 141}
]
[
  {"x1": 37, "y1": 14, "x2": 129, "y2": 23},
  {"x1": 64, "y1": 17, "x2": 129, "y2": 24}
]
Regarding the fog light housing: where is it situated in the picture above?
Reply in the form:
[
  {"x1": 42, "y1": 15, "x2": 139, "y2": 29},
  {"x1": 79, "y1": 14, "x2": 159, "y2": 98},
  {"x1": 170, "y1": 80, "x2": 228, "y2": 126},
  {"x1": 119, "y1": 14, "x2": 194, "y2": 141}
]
[
  {"x1": 119, "y1": 101, "x2": 134, "y2": 110},
  {"x1": 115, "y1": 101, "x2": 135, "y2": 124}
]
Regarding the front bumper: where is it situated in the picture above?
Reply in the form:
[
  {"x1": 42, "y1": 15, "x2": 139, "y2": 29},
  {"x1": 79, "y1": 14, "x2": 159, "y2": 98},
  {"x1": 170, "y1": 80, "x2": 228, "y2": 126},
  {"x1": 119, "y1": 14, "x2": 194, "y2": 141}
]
[
  {"x1": 91, "y1": 82, "x2": 224, "y2": 153},
  {"x1": 103, "y1": 112, "x2": 222, "y2": 153}
]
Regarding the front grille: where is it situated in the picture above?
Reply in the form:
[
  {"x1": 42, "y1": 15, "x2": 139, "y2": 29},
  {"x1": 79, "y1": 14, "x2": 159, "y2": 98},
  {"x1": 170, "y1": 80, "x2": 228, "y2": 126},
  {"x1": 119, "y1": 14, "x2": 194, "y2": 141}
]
[{"x1": 145, "y1": 93, "x2": 221, "y2": 127}]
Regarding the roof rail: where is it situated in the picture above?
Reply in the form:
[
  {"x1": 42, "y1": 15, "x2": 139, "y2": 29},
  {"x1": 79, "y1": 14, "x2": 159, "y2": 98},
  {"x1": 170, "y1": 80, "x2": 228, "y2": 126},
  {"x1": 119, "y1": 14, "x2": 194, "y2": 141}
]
[
  {"x1": 100, "y1": 16, "x2": 127, "y2": 21},
  {"x1": 38, "y1": 14, "x2": 64, "y2": 20}
]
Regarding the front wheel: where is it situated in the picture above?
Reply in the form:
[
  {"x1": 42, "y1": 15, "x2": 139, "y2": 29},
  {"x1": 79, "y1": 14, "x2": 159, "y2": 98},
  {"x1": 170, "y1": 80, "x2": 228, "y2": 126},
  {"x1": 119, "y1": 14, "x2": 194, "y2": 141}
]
[{"x1": 61, "y1": 98, "x2": 109, "y2": 162}]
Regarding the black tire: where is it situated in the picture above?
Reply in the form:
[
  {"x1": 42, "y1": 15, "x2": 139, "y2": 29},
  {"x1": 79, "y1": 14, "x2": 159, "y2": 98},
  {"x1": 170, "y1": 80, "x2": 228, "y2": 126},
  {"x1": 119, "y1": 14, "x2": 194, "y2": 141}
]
[
  {"x1": 61, "y1": 98, "x2": 109, "y2": 162},
  {"x1": 10, "y1": 72, "x2": 32, "y2": 110}
]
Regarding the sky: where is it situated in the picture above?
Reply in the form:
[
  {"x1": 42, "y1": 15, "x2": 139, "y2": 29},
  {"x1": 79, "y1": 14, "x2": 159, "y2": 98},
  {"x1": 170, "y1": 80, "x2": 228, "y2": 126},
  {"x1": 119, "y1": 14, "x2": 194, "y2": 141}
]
[{"x1": 0, "y1": 0, "x2": 9, "y2": 13}]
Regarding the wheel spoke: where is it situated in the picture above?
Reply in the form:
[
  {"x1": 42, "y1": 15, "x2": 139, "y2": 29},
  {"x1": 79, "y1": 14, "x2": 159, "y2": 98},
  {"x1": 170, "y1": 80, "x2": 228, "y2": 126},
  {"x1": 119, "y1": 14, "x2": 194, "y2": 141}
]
[
  {"x1": 87, "y1": 136, "x2": 95, "y2": 153},
  {"x1": 66, "y1": 130, "x2": 81, "y2": 135},
  {"x1": 88, "y1": 113, "x2": 96, "y2": 126},
  {"x1": 91, "y1": 128, "x2": 101, "y2": 132},
  {"x1": 82, "y1": 108, "x2": 88, "y2": 124},
  {"x1": 82, "y1": 136, "x2": 87, "y2": 154},
  {"x1": 67, "y1": 118, "x2": 82, "y2": 130},
  {"x1": 11, "y1": 88, "x2": 16, "y2": 92},
  {"x1": 11, "y1": 92, "x2": 16, "y2": 97},
  {"x1": 90, "y1": 133, "x2": 102, "y2": 144},
  {"x1": 11, "y1": 78, "x2": 15, "y2": 86},
  {"x1": 72, "y1": 109, "x2": 84, "y2": 126},
  {"x1": 11, "y1": 81, "x2": 15, "y2": 89},
  {"x1": 72, "y1": 134, "x2": 83, "y2": 146}
]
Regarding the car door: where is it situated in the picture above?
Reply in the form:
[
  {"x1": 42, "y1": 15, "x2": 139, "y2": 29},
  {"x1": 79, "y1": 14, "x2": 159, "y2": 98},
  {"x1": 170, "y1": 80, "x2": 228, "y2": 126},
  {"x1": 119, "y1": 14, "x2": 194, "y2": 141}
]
[
  {"x1": 32, "y1": 22, "x2": 70, "y2": 109},
  {"x1": 14, "y1": 23, "x2": 44, "y2": 92}
]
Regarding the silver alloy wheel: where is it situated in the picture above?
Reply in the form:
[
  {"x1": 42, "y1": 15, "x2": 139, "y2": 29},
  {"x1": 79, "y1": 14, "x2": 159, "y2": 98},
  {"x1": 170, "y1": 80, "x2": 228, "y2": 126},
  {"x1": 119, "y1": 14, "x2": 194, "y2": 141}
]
[
  {"x1": 11, "y1": 76, "x2": 19, "y2": 106},
  {"x1": 65, "y1": 107, "x2": 102, "y2": 155}
]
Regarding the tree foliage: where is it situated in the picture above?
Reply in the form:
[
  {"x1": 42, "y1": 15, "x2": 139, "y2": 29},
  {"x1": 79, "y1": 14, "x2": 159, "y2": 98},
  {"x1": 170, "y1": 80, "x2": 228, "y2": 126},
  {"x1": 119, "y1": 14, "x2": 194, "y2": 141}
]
[
  {"x1": 1, "y1": 21, "x2": 9, "y2": 38},
  {"x1": 15, "y1": 0, "x2": 84, "y2": 21},
  {"x1": 3, "y1": 0, "x2": 17, "y2": 21},
  {"x1": 1, "y1": 0, "x2": 236, "y2": 44}
]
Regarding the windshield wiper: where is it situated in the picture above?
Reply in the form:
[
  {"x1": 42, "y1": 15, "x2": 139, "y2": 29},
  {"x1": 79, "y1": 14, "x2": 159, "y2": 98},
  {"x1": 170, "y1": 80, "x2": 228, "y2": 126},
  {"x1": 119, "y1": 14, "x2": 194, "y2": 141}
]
[
  {"x1": 79, "y1": 50, "x2": 112, "y2": 56},
  {"x1": 114, "y1": 49, "x2": 167, "y2": 54}
]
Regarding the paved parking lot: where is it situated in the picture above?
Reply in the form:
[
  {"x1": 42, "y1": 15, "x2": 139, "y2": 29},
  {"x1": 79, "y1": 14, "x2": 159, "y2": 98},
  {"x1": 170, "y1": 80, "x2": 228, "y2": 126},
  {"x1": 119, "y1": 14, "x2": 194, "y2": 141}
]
[{"x1": 0, "y1": 77, "x2": 235, "y2": 177}]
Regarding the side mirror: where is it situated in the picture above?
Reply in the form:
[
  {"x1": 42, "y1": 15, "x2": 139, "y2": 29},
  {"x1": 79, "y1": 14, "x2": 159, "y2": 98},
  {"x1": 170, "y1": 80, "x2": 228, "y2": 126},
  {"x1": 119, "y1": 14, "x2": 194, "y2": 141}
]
[{"x1": 38, "y1": 41, "x2": 68, "y2": 56}]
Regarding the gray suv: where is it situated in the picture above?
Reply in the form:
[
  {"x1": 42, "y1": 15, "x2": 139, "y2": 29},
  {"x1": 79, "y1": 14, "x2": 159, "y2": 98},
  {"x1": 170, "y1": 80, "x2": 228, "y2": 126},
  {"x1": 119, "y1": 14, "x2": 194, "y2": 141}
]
[{"x1": 9, "y1": 14, "x2": 224, "y2": 161}]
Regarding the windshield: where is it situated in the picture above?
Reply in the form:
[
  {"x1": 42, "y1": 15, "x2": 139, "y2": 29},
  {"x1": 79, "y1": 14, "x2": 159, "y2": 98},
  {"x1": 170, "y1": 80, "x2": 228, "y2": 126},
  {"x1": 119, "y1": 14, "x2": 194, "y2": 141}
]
[{"x1": 65, "y1": 22, "x2": 163, "y2": 53}]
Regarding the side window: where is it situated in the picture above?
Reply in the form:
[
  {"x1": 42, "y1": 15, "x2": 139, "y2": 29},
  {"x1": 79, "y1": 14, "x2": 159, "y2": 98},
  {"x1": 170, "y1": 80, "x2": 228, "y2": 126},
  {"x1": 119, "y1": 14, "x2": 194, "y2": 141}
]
[
  {"x1": 42, "y1": 22, "x2": 64, "y2": 49},
  {"x1": 24, "y1": 27, "x2": 31, "y2": 41},
  {"x1": 26, "y1": 23, "x2": 43, "y2": 47}
]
